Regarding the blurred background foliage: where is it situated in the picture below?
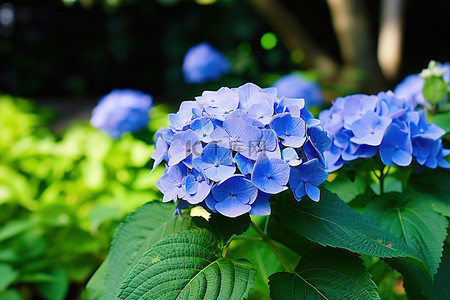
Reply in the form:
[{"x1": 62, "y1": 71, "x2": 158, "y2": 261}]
[
  {"x1": 0, "y1": 95, "x2": 170, "y2": 299},
  {"x1": 0, "y1": 0, "x2": 449, "y2": 299}
]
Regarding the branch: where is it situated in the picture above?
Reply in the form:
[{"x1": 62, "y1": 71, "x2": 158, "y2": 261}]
[
  {"x1": 327, "y1": 0, "x2": 385, "y2": 90},
  {"x1": 377, "y1": 0, "x2": 404, "y2": 81}
]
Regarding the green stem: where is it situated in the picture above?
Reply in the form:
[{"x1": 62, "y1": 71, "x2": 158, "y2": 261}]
[
  {"x1": 379, "y1": 162, "x2": 386, "y2": 195},
  {"x1": 250, "y1": 221, "x2": 294, "y2": 273}
]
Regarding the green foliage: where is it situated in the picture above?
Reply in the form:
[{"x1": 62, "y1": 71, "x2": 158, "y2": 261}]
[
  {"x1": 268, "y1": 189, "x2": 425, "y2": 269},
  {"x1": 364, "y1": 192, "x2": 448, "y2": 276},
  {"x1": 269, "y1": 247, "x2": 380, "y2": 300},
  {"x1": 119, "y1": 229, "x2": 256, "y2": 299},
  {"x1": 0, "y1": 96, "x2": 170, "y2": 299}
]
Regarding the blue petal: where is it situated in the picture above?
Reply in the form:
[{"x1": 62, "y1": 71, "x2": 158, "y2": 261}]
[
  {"x1": 392, "y1": 149, "x2": 412, "y2": 167},
  {"x1": 203, "y1": 164, "x2": 236, "y2": 182},
  {"x1": 307, "y1": 167, "x2": 329, "y2": 186},
  {"x1": 204, "y1": 193, "x2": 218, "y2": 213},
  {"x1": 249, "y1": 192, "x2": 271, "y2": 216},
  {"x1": 305, "y1": 183, "x2": 320, "y2": 201},
  {"x1": 293, "y1": 182, "x2": 306, "y2": 200},
  {"x1": 215, "y1": 198, "x2": 251, "y2": 218},
  {"x1": 235, "y1": 153, "x2": 255, "y2": 175}
]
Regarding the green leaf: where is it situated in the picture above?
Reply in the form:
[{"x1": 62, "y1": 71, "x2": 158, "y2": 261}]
[
  {"x1": 364, "y1": 192, "x2": 448, "y2": 276},
  {"x1": 0, "y1": 264, "x2": 18, "y2": 292},
  {"x1": 269, "y1": 247, "x2": 380, "y2": 300},
  {"x1": 431, "y1": 112, "x2": 450, "y2": 133},
  {"x1": 268, "y1": 189, "x2": 425, "y2": 269},
  {"x1": 423, "y1": 77, "x2": 448, "y2": 104},
  {"x1": 208, "y1": 213, "x2": 251, "y2": 244},
  {"x1": 388, "y1": 242, "x2": 450, "y2": 300},
  {"x1": 323, "y1": 171, "x2": 366, "y2": 203},
  {"x1": 119, "y1": 229, "x2": 256, "y2": 300},
  {"x1": 85, "y1": 201, "x2": 190, "y2": 300}
]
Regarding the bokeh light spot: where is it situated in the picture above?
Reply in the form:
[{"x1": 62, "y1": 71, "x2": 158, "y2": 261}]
[{"x1": 260, "y1": 32, "x2": 277, "y2": 50}]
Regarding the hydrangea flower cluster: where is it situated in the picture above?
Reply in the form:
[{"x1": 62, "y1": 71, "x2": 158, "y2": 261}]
[
  {"x1": 152, "y1": 83, "x2": 330, "y2": 218},
  {"x1": 394, "y1": 62, "x2": 450, "y2": 108},
  {"x1": 319, "y1": 91, "x2": 450, "y2": 172},
  {"x1": 90, "y1": 89, "x2": 152, "y2": 139},
  {"x1": 272, "y1": 74, "x2": 324, "y2": 107},
  {"x1": 182, "y1": 42, "x2": 231, "y2": 84}
]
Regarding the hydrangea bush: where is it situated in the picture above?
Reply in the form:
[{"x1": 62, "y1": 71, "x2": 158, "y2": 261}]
[
  {"x1": 320, "y1": 91, "x2": 450, "y2": 172},
  {"x1": 152, "y1": 83, "x2": 330, "y2": 217},
  {"x1": 90, "y1": 89, "x2": 152, "y2": 139},
  {"x1": 182, "y1": 42, "x2": 231, "y2": 84},
  {"x1": 87, "y1": 62, "x2": 450, "y2": 300}
]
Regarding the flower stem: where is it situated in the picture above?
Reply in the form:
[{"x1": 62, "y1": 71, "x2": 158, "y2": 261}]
[
  {"x1": 250, "y1": 221, "x2": 294, "y2": 273},
  {"x1": 379, "y1": 165, "x2": 385, "y2": 195}
]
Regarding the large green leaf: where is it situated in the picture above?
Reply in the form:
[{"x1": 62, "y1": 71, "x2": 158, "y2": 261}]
[
  {"x1": 119, "y1": 229, "x2": 256, "y2": 300},
  {"x1": 364, "y1": 192, "x2": 448, "y2": 276},
  {"x1": 85, "y1": 201, "x2": 189, "y2": 300},
  {"x1": 269, "y1": 247, "x2": 380, "y2": 300},
  {"x1": 268, "y1": 189, "x2": 425, "y2": 269},
  {"x1": 388, "y1": 242, "x2": 450, "y2": 300}
]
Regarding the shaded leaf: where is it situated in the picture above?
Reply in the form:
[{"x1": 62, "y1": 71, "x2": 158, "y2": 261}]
[
  {"x1": 269, "y1": 247, "x2": 380, "y2": 300},
  {"x1": 388, "y1": 242, "x2": 450, "y2": 300},
  {"x1": 209, "y1": 213, "x2": 251, "y2": 244}
]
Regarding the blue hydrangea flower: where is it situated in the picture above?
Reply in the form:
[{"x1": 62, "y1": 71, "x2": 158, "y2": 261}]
[
  {"x1": 289, "y1": 158, "x2": 329, "y2": 202},
  {"x1": 272, "y1": 74, "x2": 324, "y2": 107},
  {"x1": 270, "y1": 113, "x2": 306, "y2": 147},
  {"x1": 91, "y1": 89, "x2": 152, "y2": 139},
  {"x1": 154, "y1": 82, "x2": 330, "y2": 217},
  {"x1": 193, "y1": 144, "x2": 236, "y2": 182},
  {"x1": 379, "y1": 123, "x2": 412, "y2": 166},
  {"x1": 155, "y1": 163, "x2": 188, "y2": 203},
  {"x1": 182, "y1": 42, "x2": 231, "y2": 84},
  {"x1": 209, "y1": 175, "x2": 258, "y2": 217},
  {"x1": 319, "y1": 90, "x2": 449, "y2": 172},
  {"x1": 251, "y1": 155, "x2": 290, "y2": 194}
]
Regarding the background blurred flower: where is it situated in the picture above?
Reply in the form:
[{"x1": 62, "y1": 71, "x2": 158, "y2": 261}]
[
  {"x1": 90, "y1": 89, "x2": 152, "y2": 139},
  {"x1": 272, "y1": 73, "x2": 324, "y2": 107},
  {"x1": 182, "y1": 42, "x2": 231, "y2": 84}
]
